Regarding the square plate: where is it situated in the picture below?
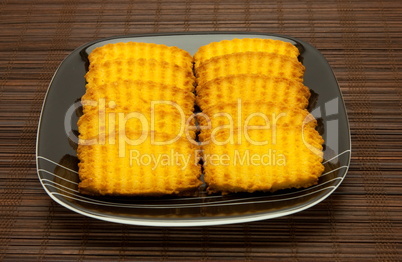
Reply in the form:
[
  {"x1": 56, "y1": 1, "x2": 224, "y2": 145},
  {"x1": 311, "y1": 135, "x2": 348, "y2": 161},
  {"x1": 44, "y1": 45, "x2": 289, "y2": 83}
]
[{"x1": 36, "y1": 32, "x2": 351, "y2": 227}]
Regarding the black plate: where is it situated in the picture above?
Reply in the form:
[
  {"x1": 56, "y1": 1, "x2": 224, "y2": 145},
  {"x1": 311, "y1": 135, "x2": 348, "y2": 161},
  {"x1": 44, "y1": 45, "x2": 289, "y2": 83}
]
[{"x1": 36, "y1": 32, "x2": 351, "y2": 226}]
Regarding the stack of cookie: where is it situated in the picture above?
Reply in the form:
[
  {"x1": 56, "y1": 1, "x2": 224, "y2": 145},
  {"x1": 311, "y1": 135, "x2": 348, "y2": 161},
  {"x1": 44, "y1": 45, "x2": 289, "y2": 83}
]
[
  {"x1": 195, "y1": 38, "x2": 324, "y2": 193},
  {"x1": 77, "y1": 42, "x2": 201, "y2": 196}
]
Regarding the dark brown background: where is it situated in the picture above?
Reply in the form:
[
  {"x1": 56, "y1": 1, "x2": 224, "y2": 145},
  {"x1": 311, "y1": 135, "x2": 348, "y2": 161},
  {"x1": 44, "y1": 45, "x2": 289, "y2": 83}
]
[{"x1": 0, "y1": 0, "x2": 401, "y2": 261}]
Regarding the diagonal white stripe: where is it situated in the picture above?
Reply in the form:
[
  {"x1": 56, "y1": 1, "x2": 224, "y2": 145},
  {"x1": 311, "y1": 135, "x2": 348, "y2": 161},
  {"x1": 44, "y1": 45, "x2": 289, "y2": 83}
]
[
  {"x1": 322, "y1": 149, "x2": 351, "y2": 165},
  {"x1": 38, "y1": 169, "x2": 79, "y2": 185},
  {"x1": 320, "y1": 166, "x2": 349, "y2": 177},
  {"x1": 37, "y1": 156, "x2": 79, "y2": 174},
  {"x1": 50, "y1": 185, "x2": 336, "y2": 209},
  {"x1": 45, "y1": 182, "x2": 338, "y2": 209},
  {"x1": 42, "y1": 179, "x2": 79, "y2": 193}
]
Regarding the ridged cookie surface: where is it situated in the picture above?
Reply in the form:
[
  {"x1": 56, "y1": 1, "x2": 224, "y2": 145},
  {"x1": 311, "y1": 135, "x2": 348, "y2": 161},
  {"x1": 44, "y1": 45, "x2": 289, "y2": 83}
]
[
  {"x1": 78, "y1": 107, "x2": 195, "y2": 142},
  {"x1": 202, "y1": 127, "x2": 324, "y2": 193},
  {"x1": 81, "y1": 80, "x2": 195, "y2": 116},
  {"x1": 196, "y1": 75, "x2": 310, "y2": 110},
  {"x1": 196, "y1": 52, "x2": 305, "y2": 85},
  {"x1": 85, "y1": 58, "x2": 195, "y2": 91},
  {"x1": 78, "y1": 131, "x2": 201, "y2": 196},
  {"x1": 194, "y1": 38, "x2": 299, "y2": 68},
  {"x1": 89, "y1": 42, "x2": 193, "y2": 69},
  {"x1": 197, "y1": 101, "x2": 316, "y2": 142}
]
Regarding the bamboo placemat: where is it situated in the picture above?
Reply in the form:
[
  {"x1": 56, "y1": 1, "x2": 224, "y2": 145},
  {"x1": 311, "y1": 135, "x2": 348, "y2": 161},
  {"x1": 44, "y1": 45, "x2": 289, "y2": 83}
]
[{"x1": 0, "y1": 0, "x2": 401, "y2": 261}]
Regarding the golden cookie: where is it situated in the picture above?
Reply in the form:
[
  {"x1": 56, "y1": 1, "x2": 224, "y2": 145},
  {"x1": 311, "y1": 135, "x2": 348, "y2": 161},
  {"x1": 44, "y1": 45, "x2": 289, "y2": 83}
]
[
  {"x1": 81, "y1": 80, "x2": 195, "y2": 116},
  {"x1": 85, "y1": 58, "x2": 195, "y2": 91},
  {"x1": 196, "y1": 75, "x2": 310, "y2": 110},
  {"x1": 196, "y1": 52, "x2": 305, "y2": 85},
  {"x1": 78, "y1": 107, "x2": 195, "y2": 142},
  {"x1": 78, "y1": 131, "x2": 201, "y2": 196},
  {"x1": 194, "y1": 38, "x2": 299, "y2": 68},
  {"x1": 202, "y1": 127, "x2": 324, "y2": 194},
  {"x1": 197, "y1": 101, "x2": 316, "y2": 142},
  {"x1": 89, "y1": 42, "x2": 193, "y2": 69}
]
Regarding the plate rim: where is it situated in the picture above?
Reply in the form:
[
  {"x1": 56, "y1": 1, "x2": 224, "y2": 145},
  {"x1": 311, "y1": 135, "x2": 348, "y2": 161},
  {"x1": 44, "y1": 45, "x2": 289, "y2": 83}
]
[{"x1": 36, "y1": 31, "x2": 352, "y2": 227}]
